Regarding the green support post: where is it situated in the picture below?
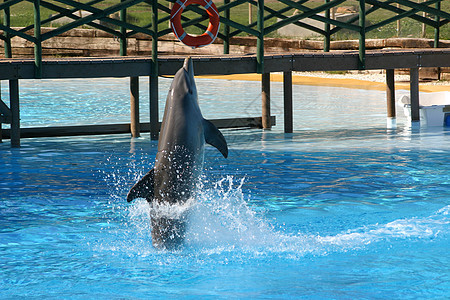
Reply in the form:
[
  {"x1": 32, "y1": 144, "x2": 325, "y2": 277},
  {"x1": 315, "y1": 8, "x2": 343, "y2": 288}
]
[
  {"x1": 3, "y1": 0, "x2": 12, "y2": 58},
  {"x1": 34, "y1": 0, "x2": 42, "y2": 78},
  {"x1": 324, "y1": 0, "x2": 330, "y2": 52},
  {"x1": 358, "y1": 0, "x2": 366, "y2": 70},
  {"x1": 434, "y1": 0, "x2": 441, "y2": 80},
  {"x1": 151, "y1": 0, "x2": 158, "y2": 81},
  {"x1": 223, "y1": 0, "x2": 230, "y2": 54},
  {"x1": 434, "y1": 0, "x2": 441, "y2": 48},
  {"x1": 257, "y1": 0, "x2": 264, "y2": 74},
  {"x1": 120, "y1": 0, "x2": 127, "y2": 56},
  {"x1": 150, "y1": 0, "x2": 159, "y2": 141}
]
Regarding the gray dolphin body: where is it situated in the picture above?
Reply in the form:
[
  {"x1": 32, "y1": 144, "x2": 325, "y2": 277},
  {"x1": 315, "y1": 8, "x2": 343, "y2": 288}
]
[{"x1": 127, "y1": 57, "x2": 228, "y2": 249}]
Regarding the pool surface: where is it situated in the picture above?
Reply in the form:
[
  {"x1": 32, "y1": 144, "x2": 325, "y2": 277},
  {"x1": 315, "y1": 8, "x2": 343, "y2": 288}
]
[{"x1": 1, "y1": 78, "x2": 449, "y2": 298}]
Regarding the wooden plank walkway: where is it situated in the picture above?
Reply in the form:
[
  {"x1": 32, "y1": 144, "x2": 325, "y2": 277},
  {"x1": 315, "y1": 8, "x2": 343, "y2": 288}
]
[
  {"x1": 1, "y1": 49, "x2": 449, "y2": 147},
  {"x1": 1, "y1": 49, "x2": 449, "y2": 79}
]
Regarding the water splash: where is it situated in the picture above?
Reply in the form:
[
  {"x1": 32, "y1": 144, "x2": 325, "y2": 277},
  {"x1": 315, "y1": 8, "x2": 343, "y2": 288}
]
[
  {"x1": 194, "y1": 177, "x2": 449, "y2": 256},
  {"x1": 186, "y1": 176, "x2": 276, "y2": 248},
  {"x1": 102, "y1": 173, "x2": 449, "y2": 259}
]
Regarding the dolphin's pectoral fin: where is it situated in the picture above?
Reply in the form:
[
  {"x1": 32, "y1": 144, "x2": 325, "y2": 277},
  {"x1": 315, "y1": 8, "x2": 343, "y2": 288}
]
[
  {"x1": 127, "y1": 168, "x2": 155, "y2": 203},
  {"x1": 203, "y1": 119, "x2": 228, "y2": 158}
]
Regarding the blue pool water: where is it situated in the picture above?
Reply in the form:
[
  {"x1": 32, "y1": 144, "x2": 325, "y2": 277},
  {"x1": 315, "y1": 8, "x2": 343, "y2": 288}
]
[{"x1": 1, "y1": 78, "x2": 449, "y2": 298}]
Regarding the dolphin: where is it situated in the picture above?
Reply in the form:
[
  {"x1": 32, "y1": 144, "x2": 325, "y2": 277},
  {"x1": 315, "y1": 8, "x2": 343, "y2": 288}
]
[{"x1": 127, "y1": 57, "x2": 228, "y2": 249}]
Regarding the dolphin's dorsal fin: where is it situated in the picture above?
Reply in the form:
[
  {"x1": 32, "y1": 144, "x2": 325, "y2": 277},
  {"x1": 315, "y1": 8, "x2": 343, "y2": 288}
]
[
  {"x1": 203, "y1": 119, "x2": 228, "y2": 158},
  {"x1": 127, "y1": 168, "x2": 155, "y2": 202}
]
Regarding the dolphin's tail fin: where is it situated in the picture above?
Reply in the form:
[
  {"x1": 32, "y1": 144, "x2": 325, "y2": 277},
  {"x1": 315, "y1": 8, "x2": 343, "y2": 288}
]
[
  {"x1": 203, "y1": 119, "x2": 228, "y2": 158},
  {"x1": 127, "y1": 168, "x2": 155, "y2": 202}
]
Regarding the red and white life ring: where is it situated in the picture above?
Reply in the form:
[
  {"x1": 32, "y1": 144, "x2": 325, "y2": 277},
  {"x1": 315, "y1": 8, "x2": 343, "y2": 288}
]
[{"x1": 170, "y1": 0, "x2": 220, "y2": 48}]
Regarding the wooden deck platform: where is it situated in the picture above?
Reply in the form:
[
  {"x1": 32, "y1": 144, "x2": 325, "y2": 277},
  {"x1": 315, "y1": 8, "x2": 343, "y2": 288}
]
[
  {"x1": 1, "y1": 49, "x2": 450, "y2": 147},
  {"x1": 1, "y1": 49, "x2": 450, "y2": 79}
]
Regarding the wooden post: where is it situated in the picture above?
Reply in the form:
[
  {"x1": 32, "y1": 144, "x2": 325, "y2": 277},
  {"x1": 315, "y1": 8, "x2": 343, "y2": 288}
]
[
  {"x1": 262, "y1": 73, "x2": 271, "y2": 129},
  {"x1": 223, "y1": 0, "x2": 230, "y2": 54},
  {"x1": 130, "y1": 76, "x2": 140, "y2": 137},
  {"x1": 410, "y1": 68, "x2": 420, "y2": 123},
  {"x1": 9, "y1": 79, "x2": 20, "y2": 147},
  {"x1": 386, "y1": 69, "x2": 396, "y2": 128},
  {"x1": 150, "y1": 74, "x2": 159, "y2": 140},
  {"x1": 283, "y1": 71, "x2": 293, "y2": 133}
]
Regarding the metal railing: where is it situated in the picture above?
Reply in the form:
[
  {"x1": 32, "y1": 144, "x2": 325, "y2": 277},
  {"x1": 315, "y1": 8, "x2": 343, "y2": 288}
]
[{"x1": 1, "y1": 0, "x2": 449, "y2": 77}]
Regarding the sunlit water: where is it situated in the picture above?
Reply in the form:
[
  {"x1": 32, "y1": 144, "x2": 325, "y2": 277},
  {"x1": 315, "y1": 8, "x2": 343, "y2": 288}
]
[{"x1": 1, "y1": 78, "x2": 449, "y2": 298}]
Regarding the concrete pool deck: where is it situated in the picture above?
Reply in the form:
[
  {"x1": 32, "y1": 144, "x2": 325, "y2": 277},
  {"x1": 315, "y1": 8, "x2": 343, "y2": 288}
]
[{"x1": 199, "y1": 73, "x2": 450, "y2": 93}]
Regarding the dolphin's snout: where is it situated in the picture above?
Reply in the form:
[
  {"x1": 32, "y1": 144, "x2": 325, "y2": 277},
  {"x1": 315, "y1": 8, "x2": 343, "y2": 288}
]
[{"x1": 183, "y1": 57, "x2": 194, "y2": 80}]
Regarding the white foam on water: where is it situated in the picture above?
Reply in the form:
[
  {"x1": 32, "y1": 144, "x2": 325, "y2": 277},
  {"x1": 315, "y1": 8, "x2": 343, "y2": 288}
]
[
  {"x1": 316, "y1": 210, "x2": 449, "y2": 249},
  {"x1": 184, "y1": 177, "x2": 449, "y2": 258},
  {"x1": 150, "y1": 198, "x2": 195, "y2": 220}
]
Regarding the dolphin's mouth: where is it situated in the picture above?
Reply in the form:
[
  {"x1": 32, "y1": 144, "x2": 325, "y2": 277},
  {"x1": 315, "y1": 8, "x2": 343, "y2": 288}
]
[{"x1": 182, "y1": 57, "x2": 194, "y2": 80}]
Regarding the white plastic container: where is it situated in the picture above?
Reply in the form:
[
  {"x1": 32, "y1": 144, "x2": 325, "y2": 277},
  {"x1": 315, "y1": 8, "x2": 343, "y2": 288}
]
[
  {"x1": 420, "y1": 105, "x2": 445, "y2": 126},
  {"x1": 399, "y1": 93, "x2": 450, "y2": 127}
]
